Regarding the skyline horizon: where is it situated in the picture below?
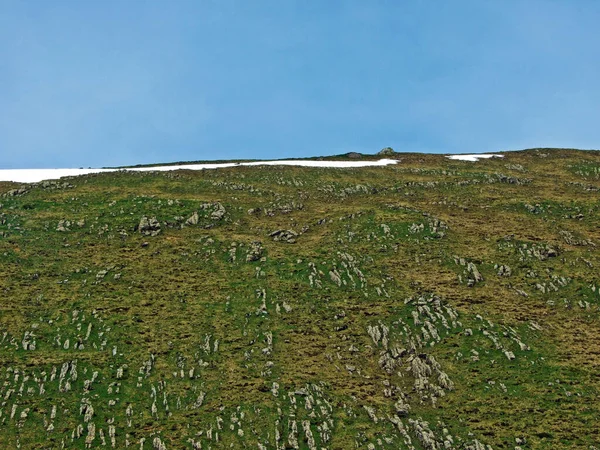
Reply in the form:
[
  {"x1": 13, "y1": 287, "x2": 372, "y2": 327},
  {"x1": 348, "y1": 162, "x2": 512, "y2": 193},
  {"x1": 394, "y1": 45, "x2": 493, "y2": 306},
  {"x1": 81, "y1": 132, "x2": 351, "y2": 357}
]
[{"x1": 2, "y1": 146, "x2": 599, "y2": 172}]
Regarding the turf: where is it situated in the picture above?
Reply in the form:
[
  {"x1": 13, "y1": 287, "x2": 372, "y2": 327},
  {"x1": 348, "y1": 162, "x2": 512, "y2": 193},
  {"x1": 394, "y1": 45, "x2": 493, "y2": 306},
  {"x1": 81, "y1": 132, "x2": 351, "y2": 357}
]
[{"x1": 0, "y1": 148, "x2": 599, "y2": 449}]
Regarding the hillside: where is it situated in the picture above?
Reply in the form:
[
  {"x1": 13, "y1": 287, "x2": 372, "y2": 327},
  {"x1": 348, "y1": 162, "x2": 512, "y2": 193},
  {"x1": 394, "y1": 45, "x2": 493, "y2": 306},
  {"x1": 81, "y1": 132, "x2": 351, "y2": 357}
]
[{"x1": 0, "y1": 148, "x2": 599, "y2": 449}]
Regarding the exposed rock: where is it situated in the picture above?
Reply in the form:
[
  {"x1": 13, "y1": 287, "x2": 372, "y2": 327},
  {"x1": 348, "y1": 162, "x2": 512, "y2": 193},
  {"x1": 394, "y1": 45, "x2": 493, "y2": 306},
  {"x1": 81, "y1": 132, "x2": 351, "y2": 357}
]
[
  {"x1": 329, "y1": 269, "x2": 342, "y2": 286},
  {"x1": 377, "y1": 147, "x2": 396, "y2": 156},
  {"x1": 210, "y1": 202, "x2": 226, "y2": 220},
  {"x1": 246, "y1": 241, "x2": 263, "y2": 262},
  {"x1": 5, "y1": 188, "x2": 29, "y2": 197},
  {"x1": 363, "y1": 405, "x2": 378, "y2": 423},
  {"x1": 409, "y1": 418, "x2": 438, "y2": 450},
  {"x1": 394, "y1": 398, "x2": 410, "y2": 417},
  {"x1": 302, "y1": 420, "x2": 317, "y2": 450},
  {"x1": 466, "y1": 262, "x2": 484, "y2": 286},
  {"x1": 270, "y1": 229, "x2": 298, "y2": 243},
  {"x1": 138, "y1": 216, "x2": 161, "y2": 236},
  {"x1": 186, "y1": 211, "x2": 199, "y2": 225},
  {"x1": 560, "y1": 230, "x2": 594, "y2": 246},
  {"x1": 497, "y1": 264, "x2": 512, "y2": 277},
  {"x1": 56, "y1": 220, "x2": 71, "y2": 232}
]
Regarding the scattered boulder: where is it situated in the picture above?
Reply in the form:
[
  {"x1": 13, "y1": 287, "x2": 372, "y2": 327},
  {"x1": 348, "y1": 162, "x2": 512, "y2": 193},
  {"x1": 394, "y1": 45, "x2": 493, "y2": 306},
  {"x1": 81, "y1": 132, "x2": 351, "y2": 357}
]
[
  {"x1": 560, "y1": 230, "x2": 594, "y2": 247},
  {"x1": 56, "y1": 220, "x2": 71, "y2": 232},
  {"x1": 270, "y1": 229, "x2": 297, "y2": 243},
  {"x1": 246, "y1": 241, "x2": 263, "y2": 262},
  {"x1": 4, "y1": 188, "x2": 28, "y2": 197},
  {"x1": 394, "y1": 398, "x2": 410, "y2": 417},
  {"x1": 466, "y1": 262, "x2": 484, "y2": 287},
  {"x1": 36, "y1": 180, "x2": 74, "y2": 190},
  {"x1": 186, "y1": 211, "x2": 199, "y2": 225},
  {"x1": 138, "y1": 216, "x2": 161, "y2": 236},
  {"x1": 210, "y1": 203, "x2": 226, "y2": 220},
  {"x1": 497, "y1": 264, "x2": 512, "y2": 277}
]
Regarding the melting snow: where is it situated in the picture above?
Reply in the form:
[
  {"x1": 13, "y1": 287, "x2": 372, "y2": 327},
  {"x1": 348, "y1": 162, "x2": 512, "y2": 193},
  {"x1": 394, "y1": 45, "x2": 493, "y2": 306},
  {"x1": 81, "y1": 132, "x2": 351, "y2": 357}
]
[
  {"x1": 446, "y1": 154, "x2": 504, "y2": 162},
  {"x1": 0, "y1": 159, "x2": 398, "y2": 183}
]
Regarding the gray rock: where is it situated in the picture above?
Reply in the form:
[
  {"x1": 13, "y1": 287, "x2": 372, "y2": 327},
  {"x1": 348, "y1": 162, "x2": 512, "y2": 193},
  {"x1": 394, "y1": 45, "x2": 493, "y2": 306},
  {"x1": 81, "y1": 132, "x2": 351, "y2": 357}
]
[
  {"x1": 497, "y1": 264, "x2": 512, "y2": 277},
  {"x1": 270, "y1": 229, "x2": 298, "y2": 243},
  {"x1": 211, "y1": 203, "x2": 226, "y2": 220},
  {"x1": 246, "y1": 241, "x2": 263, "y2": 262},
  {"x1": 394, "y1": 398, "x2": 410, "y2": 417},
  {"x1": 56, "y1": 220, "x2": 71, "y2": 232},
  {"x1": 377, "y1": 147, "x2": 396, "y2": 156},
  {"x1": 186, "y1": 211, "x2": 199, "y2": 225},
  {"x1": 4, "y1": 188, "x2": 28, "y2": 197},
  {"x1": 138, "y1": 216, "x2": 161, "y2": 236},
  {"x1": 466, "y1": 262, "x2": 484, "y2": 286}
]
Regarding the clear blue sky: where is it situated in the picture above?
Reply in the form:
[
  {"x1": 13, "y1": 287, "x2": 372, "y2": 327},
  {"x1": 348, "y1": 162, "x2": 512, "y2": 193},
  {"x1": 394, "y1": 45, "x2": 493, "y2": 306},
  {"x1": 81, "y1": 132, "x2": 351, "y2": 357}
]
[{"x1": 2, "y1": 0, "x2": 600, "y2": 168}]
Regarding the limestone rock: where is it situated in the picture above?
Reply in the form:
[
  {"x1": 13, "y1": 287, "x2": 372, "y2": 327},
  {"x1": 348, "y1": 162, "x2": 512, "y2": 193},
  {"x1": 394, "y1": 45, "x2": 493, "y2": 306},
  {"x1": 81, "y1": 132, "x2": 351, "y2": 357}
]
[
  {"x1": 210, "y1": 203, "x2": 226, "y2": 220},
  {"x1": 138, "y1": 216, "x2": 161, "y2": 236},
  {"x1": 270, "y1": 229, "x2": 298, "y2": 243},
  {"x1": 57, "y1": 220, "x2": 71, "y2": 232},
  {"x1": 497, "y1": 264, "x2": 512, "y2": 277},
  {"x1": 246, "y1": 241, "x2": 263, "y2": 262},
  {"x1": 186, "y1": 211, "x2": 199, "y2": 225}
]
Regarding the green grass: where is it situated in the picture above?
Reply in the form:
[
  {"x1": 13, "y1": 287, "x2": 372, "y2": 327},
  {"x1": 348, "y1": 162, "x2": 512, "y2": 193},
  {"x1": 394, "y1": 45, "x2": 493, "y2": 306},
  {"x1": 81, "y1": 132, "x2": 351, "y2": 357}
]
[{"x1": 1, "y1": 149, "x2": 600, "y2": 449}]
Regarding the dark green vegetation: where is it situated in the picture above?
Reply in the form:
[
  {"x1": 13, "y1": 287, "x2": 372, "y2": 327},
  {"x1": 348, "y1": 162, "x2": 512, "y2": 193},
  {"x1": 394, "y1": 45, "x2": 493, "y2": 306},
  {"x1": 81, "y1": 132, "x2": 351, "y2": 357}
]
[{"x1": 1, "y1": 148, "x2": 599, "y2": 449}]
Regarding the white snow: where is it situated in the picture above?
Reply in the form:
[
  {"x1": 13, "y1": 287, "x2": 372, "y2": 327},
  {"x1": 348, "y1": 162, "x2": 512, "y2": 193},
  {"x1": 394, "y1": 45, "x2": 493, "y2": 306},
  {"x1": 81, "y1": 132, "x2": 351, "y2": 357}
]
[
  {"x1": 0, "y1": 159, "x2": 398, "y2": 183},
  {"x1": 446, "y1": 154, "x2": 504, "y2": 162}
]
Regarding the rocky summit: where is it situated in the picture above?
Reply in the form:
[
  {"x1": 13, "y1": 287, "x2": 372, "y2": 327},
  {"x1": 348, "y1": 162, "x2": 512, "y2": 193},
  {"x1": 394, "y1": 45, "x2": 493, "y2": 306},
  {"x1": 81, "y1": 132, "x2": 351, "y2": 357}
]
[{"x1": 0, "y1": 148, "x2": 599, "y2": 449}]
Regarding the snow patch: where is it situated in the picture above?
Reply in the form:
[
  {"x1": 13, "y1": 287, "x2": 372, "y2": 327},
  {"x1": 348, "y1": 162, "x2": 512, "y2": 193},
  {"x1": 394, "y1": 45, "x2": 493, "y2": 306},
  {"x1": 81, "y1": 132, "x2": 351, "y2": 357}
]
[
  {"x1": 0, "y1": 159, "x2": 398, "y2": 183},
  {"x1": 446, "y1": 154, "x2": 504, "y2": 162}
]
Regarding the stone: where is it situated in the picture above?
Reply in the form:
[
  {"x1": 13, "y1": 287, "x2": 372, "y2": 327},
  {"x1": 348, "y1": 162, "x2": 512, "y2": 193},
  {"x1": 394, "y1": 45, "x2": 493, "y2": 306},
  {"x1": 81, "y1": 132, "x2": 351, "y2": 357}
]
[
  {"x1": 246, "y1": 241, "x2": 263, "y2": 262},
  {"x1": 270, "y1": 229, "x2": 298, "y2": 243},
  {"x1": 465, "y1": 262, "x2": 484, "y2": 287},
  {"x1": 211, "y1": 203, "x2": 226, "y2": 220},
  {"x1": 56, "y1": 220, "x2": 71, "y2": 232},
  {"x1": 497, "y1": 264, "x2": 512, "y2": 277},
  {"x1": 186, "y1": 211, "x2": 199, "y2": 225},
  {"x1": 138, "y1": 216, "x2": 161, "y2": 236},
  {"x1": 377, "y1": 147, "x2": 396, "y2": 156},
  {"x1": 5, "y1": 188, "x2": 29, "y2": 197},
  {"x1": 394, "y1": 398, "x2": 410, "y2": 417}
]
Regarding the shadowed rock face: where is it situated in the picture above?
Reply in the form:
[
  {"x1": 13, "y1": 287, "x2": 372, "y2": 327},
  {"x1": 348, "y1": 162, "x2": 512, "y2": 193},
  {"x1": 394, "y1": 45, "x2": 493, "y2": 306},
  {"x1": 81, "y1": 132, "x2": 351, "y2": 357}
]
[{"x1": 0, "y1": 148, "x2": 599, "y2": 449}]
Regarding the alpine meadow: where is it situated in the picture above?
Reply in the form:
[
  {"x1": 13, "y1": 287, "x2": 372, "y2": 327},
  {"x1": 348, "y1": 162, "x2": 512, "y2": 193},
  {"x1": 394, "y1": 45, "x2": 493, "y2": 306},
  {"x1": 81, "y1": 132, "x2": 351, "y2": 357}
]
[{"x1": 0, "y1": 148, "x2": 599, "y2": 449}]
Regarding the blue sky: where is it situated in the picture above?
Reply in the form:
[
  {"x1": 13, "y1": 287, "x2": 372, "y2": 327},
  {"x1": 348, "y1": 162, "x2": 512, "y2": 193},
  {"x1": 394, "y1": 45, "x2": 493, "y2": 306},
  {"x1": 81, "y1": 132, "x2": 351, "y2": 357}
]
[{"x1": 1, "y1": 0, "x2": 600, "y2": 168}]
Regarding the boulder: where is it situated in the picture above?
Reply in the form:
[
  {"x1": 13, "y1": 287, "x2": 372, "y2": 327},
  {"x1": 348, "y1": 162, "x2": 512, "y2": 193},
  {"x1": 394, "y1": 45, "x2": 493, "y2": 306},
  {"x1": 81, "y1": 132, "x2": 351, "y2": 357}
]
[
  {"x1": 211, "y1": 203, "x2": 226, "y2": 220},
  {"x1": 246, "y1": 241, "x2": 263, "y2": 262},
  {"x1": 186, "y1": 211, "x2": 199, "y2": 226},
  {"x1": 270, "y1": 229, "x2": 298, "y2": 243},
  {"x1": 377, "y1": 147, "x2": 396, "y2": 156},
  {"x1": 138, "y1": 216, "x2": 161, "y2": 236}
]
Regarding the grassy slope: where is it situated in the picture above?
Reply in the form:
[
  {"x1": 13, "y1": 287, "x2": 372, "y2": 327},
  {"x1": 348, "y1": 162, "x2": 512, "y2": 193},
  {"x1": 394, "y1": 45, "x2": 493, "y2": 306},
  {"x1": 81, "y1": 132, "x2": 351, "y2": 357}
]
[{"x1": 0, "y1": 148, "x2": 599, "y2": 449}]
